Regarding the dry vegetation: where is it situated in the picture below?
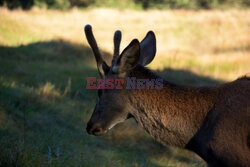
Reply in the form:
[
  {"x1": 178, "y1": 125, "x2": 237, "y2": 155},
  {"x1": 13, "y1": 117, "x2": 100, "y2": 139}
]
[
  {"x1": 1, "y1": 8, "x2": 249, "y2": 80},
  {"x1": 0, "y1": 7, "x2": 249, "y2": 166}
]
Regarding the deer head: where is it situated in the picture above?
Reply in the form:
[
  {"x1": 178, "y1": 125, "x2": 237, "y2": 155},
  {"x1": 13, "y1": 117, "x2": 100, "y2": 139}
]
[{"x1": 85, "y1": 24, "x2": 156, "y2": 136}]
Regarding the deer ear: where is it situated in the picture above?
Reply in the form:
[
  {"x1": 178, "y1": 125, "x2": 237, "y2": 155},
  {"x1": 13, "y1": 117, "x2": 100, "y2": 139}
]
[
  {"x1": 112, "y1": 39, "x2": 140, "y2": 74},
  {"x1": 139, "y1": 31, "x2": 156, "y2": 66}
]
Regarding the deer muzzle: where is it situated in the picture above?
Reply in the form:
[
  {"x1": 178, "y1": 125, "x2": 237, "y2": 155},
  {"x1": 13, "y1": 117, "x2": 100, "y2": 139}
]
[{"x1": 86, "y1": 122, "x2": 107, "y2": 136}]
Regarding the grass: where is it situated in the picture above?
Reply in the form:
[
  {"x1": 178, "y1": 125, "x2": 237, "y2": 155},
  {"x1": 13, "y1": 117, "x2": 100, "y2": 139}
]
[{"x1": 0, "y1": 7, "x2": 249, "y2": 166}]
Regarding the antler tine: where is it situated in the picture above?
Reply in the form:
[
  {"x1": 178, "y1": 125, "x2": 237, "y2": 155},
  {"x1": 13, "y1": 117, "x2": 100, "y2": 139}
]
[
  {"x1": 113, "y1": 30, "x2": 122, "y2": 59},
  {"x1": 84, "y1": 24, "x2": 102, "y2": 63}
]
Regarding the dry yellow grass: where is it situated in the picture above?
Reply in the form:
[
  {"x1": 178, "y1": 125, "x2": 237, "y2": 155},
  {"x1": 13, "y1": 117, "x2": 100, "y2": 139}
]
[
  {"x1": 2, "y1": 8, "x2": 250, "y2": 82},
  {"x1": 1, "y1": 8, "x2": 249, "y2": 81}
]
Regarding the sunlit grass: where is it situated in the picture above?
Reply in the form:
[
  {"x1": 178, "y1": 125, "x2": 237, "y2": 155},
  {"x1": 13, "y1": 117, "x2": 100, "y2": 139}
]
[
  {"x1": 0, "y1": 7, "x2": 249, "y2": 166},
  {"x1": 1, "y1": 8, "x2": 249, "y2": 80}
]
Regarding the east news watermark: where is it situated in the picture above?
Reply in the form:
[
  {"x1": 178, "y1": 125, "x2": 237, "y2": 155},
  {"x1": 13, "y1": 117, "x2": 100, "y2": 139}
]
[{"x1": 86, "y1": 77, "x2": 163, "y2": 89}]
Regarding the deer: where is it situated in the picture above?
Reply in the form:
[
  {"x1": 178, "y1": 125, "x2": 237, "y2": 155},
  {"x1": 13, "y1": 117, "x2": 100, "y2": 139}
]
[{"x1": 84, "y1": 24, "x2": 250, "y2": 167}]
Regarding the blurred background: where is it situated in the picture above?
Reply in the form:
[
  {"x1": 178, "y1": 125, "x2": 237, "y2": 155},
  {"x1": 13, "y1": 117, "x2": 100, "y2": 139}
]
[{"x1": 0, "y1": 0, "x2": 249, "y2": 166}]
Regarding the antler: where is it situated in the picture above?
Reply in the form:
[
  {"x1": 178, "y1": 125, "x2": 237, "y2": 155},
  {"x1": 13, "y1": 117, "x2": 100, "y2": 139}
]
[
  {"x1": 84, "y1": 24, "x2": 103, "y2": 63},
  {"x1": 113, "y1": 30, "x2": 122, "y2": 59},
  {"x1": 84, "y1": 24, "x2": 109, "y2": 77}
]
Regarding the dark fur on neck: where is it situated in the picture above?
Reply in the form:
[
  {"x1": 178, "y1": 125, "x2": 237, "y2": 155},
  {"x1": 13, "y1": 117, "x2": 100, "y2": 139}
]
[{"x1": 126, "y1": 65, "x2": 216, "y2": 148}]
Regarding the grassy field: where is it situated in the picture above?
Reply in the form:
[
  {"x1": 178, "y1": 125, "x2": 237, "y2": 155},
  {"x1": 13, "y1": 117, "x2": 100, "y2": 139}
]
[{"x1": 0, "y1": 7, "x2": 249, "y2": 166}]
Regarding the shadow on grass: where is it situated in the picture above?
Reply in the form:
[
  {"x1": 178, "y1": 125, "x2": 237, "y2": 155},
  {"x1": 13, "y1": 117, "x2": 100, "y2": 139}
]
[{"x1": 0, "y1": 40, "x2": 219, "y2": 166}]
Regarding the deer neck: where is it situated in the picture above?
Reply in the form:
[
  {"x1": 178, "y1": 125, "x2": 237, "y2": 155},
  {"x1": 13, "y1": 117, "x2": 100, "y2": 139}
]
[{"x1": 127, "y1": 66, "x2": 215, "y2": 148}]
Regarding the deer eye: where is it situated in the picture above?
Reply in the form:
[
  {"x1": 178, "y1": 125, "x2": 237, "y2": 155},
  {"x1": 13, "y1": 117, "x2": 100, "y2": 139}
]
[{"x1": 97, "y1": 89, "x2": 103, "y2": 97}]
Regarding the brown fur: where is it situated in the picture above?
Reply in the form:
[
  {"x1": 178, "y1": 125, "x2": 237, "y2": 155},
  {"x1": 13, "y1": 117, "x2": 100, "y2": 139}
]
[{"x1": 125, "y1": 65, "x2": 250, "y2": 167}]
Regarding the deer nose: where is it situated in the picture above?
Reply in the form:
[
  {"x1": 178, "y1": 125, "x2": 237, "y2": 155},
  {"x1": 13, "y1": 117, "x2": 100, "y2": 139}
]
[
  {"x1": 86, "y1": 123, "x2": 106, "y2": 136},
  {"x1": 86, "y1": 123, "x2": 92, "y2": 134}
]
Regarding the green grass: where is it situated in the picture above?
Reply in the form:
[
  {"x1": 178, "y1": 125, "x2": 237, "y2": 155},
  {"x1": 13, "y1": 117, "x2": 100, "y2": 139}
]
[
  {"x1": 0, "y1": 16, "x2": 42, "y2": 46},
  {"x1": 0, "y1": 28, "x2": 206, "y2": 167},
  {"x1": 0, "y1": 38, "x2": 209, "y2": 167}
]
